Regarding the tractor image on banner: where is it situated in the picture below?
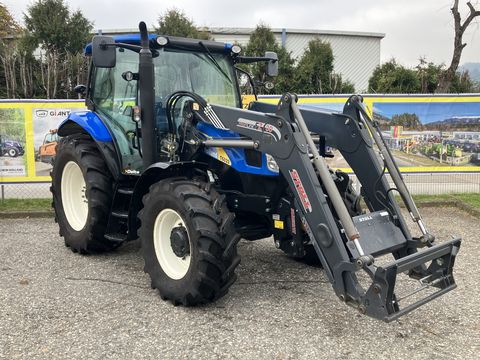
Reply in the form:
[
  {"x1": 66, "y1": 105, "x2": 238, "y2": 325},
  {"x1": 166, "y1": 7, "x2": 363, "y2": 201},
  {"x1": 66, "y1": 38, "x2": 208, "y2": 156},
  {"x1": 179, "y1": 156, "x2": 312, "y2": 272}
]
[
  {"x1": 0, "y1": 108, "x2": 26, "y2": 177},
  {"x1": 45, "y1": 23, "x2": 463, "y2": 322},
  {"x1": 36, "y1": 129, "x2": 59, "y2": 164}
]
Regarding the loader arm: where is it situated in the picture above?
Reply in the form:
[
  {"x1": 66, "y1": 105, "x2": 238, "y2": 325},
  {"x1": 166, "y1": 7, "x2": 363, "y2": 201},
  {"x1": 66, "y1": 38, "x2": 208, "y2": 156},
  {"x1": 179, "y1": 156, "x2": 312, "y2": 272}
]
[{"x1": 192, "y1": 93, "x2": 461, "y2": 321}]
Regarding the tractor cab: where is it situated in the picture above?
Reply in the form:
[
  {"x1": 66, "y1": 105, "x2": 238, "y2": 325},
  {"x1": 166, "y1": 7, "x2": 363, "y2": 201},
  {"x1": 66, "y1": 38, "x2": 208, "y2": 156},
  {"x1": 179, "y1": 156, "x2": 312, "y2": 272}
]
[{"x1": 81, "y1": 34, "x2": 277, "y2": 172}]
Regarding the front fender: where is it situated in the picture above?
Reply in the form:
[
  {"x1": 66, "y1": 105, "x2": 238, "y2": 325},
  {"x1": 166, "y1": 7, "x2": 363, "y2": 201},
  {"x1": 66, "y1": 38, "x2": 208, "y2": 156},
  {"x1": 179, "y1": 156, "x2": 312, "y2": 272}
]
[
  {"x1": 57, "y1": 110, "x2": 120, "y2": 179},
  {"x1": 58, "y1": 110, "x2": 113, "y2": 142}
]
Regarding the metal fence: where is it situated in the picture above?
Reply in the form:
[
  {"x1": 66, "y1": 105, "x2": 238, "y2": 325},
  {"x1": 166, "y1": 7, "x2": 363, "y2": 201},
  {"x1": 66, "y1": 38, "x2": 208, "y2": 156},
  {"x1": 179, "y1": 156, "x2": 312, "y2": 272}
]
[
  {"x1": 1, "y1": 182, "x2": 51, "y2": 200},
  {"x1": 1, "y1": 172, "x2": 479, "y2": 201},
  {"x1": 350, "y1": 172, "x2": 480, "y2": 195}
]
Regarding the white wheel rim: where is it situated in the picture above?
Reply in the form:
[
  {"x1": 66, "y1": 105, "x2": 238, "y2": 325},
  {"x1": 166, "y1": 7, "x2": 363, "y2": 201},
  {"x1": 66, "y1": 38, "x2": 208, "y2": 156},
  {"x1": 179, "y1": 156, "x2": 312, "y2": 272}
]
[
  {"x1": 61, "y1": 161, "x2": 88, "y2": 231},
  {"x1": 153, "y1": 208, "x2": 191, "y2": 280},
  {"x1": 8, "y1": 149, "x2": 16, "y2": 156}
]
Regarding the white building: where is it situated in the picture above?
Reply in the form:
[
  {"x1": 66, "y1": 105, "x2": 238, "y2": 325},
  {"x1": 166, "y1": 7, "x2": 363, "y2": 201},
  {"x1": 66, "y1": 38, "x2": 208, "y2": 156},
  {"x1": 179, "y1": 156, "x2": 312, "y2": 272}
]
[{"x1": 101, "y1": 27, "x2": 385, "y2": 92}]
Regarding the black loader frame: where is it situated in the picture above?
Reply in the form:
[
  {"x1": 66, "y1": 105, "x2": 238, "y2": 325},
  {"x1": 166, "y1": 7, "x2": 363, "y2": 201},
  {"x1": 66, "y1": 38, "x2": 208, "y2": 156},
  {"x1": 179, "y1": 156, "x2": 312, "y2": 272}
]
[{"x1": 188, "y1": 93, "x2": 461, "y2": 322}]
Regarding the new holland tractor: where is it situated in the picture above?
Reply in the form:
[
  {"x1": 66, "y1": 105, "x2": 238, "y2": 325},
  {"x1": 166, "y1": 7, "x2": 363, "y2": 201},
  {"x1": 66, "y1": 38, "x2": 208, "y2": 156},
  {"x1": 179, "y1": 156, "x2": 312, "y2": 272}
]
[{"x1": 51, "y1": 22, "x2": 461, "y2": 321}]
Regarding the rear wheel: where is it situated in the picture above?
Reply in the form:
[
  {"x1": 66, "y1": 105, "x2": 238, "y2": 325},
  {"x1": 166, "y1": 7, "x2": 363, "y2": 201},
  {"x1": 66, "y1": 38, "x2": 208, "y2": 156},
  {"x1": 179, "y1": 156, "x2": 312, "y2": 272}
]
[
  {"x1": 280, "y1": 170, "x2": 362, "y2": 266},
  {"x1": 51, "y1": 135, "x2": 121, "y2": 253},
  {"x1": 139, "y1": 178, "x2": 240, "y2": 306}
]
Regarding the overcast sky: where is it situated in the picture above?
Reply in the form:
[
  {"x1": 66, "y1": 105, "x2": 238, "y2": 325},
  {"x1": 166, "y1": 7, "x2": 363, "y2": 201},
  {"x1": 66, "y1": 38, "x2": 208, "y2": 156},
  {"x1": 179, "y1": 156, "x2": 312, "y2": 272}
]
[{"x1": 4, "y1": 0, "x2": 480, "y2": 66}]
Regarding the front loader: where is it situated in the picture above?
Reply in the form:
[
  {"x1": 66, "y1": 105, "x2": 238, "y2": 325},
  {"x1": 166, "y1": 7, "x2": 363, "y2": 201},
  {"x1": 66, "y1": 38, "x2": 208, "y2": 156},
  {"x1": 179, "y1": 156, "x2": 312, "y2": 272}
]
[{"x1": 51, "y1": 22, "x2": 461, "y2": 321}]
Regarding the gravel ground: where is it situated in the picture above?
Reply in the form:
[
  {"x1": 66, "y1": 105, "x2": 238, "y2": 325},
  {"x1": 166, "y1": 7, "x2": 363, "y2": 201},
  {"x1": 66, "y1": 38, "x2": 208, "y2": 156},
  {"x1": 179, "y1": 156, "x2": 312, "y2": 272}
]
[{"x1": 0, "y1": 207, "x2": 478, "y2": 359}]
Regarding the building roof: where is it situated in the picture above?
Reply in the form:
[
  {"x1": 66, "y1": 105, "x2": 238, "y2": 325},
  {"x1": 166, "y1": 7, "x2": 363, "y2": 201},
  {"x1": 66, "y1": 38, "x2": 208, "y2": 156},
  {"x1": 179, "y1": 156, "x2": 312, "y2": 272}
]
[
  {"x1": 209, "y1": 27, "x2": 385, "y2": 39},
  {"x1": 98, "y1": 27, "x2": 385, "y2": 39}
]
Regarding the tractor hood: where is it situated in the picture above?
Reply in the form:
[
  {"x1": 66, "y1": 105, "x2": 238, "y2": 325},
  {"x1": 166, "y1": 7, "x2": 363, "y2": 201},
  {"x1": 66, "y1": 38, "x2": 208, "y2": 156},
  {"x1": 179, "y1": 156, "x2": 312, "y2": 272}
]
[{"x1": 3, "y1": 140, "x2": 22, "y2": 147}]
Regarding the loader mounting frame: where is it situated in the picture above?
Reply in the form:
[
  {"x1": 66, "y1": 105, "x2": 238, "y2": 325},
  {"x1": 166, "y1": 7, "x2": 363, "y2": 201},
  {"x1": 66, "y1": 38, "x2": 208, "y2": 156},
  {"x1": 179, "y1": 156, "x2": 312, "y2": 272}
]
[{"x1": 193, "y1": 93, "x2": 461, "y2": 321}]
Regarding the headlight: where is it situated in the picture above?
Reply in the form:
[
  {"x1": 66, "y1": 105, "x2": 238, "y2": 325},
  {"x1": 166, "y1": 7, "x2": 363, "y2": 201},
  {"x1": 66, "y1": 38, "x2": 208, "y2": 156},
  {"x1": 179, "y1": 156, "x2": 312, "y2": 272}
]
[
  {"x1": 156, "y1": 36, "x2": 168, "y2": 46},
  {"x1": 231, "y1": 45, "x2": 242, "y2": 54},
  {"x1": 266, "y1": 154, "x2": 279, "y2": 173}
]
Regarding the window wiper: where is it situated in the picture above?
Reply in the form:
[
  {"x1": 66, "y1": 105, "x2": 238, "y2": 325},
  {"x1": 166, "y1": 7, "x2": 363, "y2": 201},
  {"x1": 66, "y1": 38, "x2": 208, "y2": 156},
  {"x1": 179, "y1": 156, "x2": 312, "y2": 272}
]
[{"x1": 198, "y1": 41, "x2": 232, "y2": 84}]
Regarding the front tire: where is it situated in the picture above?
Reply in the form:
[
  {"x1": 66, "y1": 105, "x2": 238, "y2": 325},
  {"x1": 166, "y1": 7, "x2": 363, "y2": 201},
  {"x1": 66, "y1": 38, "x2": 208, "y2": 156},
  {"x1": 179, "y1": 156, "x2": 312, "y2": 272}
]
[
  {"x1": 139, "y1": 178, "x2": 240, "y2": 306},
  {"x1": 51, "y1": 135, "x2": 121, "y2": 253},
  {"x1": 7, "y1": 148, "x2": 18, "y2": 157}
]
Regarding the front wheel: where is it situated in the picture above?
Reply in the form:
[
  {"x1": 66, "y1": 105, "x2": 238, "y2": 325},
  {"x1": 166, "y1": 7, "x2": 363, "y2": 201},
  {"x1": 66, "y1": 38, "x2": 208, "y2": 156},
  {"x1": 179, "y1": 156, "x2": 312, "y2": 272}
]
[
  {"x1": 7, "y1": 148, "x2": 18, "y2": 157},
  {"x1": 139, "y1": 178, "x2": 240, "y2": 306}
]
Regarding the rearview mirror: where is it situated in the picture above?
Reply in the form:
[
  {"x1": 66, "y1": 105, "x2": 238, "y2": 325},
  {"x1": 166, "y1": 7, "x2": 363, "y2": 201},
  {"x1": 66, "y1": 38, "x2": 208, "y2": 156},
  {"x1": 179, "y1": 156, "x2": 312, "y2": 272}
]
[
  {"x1": 74, "y1": 84, "x2": 86, "y2": 94},
  {"x1": 265, "y1": 51, "x2": 278, "y2": 77},
  {"x1": 92, "y1": 36, "x2": 116, "y2": 68}
]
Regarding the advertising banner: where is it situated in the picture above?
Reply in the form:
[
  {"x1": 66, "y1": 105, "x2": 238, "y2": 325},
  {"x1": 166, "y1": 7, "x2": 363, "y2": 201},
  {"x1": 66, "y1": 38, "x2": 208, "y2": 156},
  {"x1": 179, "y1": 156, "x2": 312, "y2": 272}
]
[
  {"x1": 1, "y1": 95, "x2": 479, "y2": 184},
  {"x1": 0, "y1": 100, "x2": 85, "y2": 183},
  {"x1": 259, "y1": 94, "x2": 480, "y2": 173}
]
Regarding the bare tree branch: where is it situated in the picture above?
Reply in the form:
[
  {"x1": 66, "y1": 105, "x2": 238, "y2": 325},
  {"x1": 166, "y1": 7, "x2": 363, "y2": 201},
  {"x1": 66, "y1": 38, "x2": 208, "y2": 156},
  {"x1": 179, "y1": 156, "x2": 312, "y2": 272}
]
[
  {"x1": 436, "y1": 1, "x2": 480, "y2": 93},
  {"x1": 462, "y1": 1, "x2": 480, "y2": 31}
]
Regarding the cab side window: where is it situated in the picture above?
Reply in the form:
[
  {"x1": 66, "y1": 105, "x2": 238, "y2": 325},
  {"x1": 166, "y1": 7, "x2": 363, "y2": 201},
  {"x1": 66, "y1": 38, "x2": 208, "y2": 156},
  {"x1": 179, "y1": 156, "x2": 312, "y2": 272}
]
[
  {"x1": 92, "y1": 48, "x2": 138, "y2": 126},
  {"x1": 90, "y1": 48, "x2": 142, "y2": 171}
]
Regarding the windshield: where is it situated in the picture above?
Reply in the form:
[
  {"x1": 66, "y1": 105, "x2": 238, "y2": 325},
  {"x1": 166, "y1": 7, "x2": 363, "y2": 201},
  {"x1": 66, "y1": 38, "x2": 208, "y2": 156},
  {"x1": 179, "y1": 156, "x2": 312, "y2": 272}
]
[
  {"x1": 154, "y1": 49, "x2": 239, "y2": 108},
  {"x1": 90, "y1": 47, "x2": 240, "y2": 173}
]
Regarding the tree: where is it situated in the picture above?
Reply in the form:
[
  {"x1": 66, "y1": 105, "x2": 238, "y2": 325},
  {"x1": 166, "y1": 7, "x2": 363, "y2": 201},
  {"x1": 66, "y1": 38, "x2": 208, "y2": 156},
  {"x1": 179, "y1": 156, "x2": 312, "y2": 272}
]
[
  {"x1": 0, "y1": 3, "x2": 19, "y2": 98},
  {"x1": 436, "y1": 1, "x2": 480, "y2": 93},
  {"x1": 274, "y1": 47, "x2": 296, "y2": 93},
  {"x1": 293, "y1": 38, "x2": 354, "y2": 94},
  {"x1": 0, "y1": 4, "x2": 39, "y2": 99},
  {"x1": 242, "y1": 23, "x2": 296, "y2": 94},
  {"x1": 416, "y1": 58, "x2": 443, "y2": 93},
  {"x1": 23, "y1": 0, "x2": 93, "y2": 98},
  {"x1": 391, "y1": 113, "x2": 422, "y2": 129},
  {"x1": 156, "y1": 9, "x2": 210, "y2": 39},
  {"x1": 0, "y1": 3, "x2": 20, "y2": 37},
  {"x1": 369, "y1": 59, "x2": 420, "y2": 93},
  {"x1": 369, "y1": 58, "x2": 476, "y2": 94}
]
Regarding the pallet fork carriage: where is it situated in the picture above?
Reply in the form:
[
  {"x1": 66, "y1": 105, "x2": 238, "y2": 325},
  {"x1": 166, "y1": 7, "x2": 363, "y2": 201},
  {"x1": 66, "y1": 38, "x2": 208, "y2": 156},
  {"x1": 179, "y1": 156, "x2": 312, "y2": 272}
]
[{"x1": 51, "y1": 22, "x2": 461, "y2": 322}]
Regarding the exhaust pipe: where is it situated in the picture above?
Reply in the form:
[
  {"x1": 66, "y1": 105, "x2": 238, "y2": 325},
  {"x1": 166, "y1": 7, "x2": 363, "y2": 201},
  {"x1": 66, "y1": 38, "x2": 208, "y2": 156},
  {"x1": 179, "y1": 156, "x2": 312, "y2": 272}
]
[{"x1": 138, "y1": 21, "x2": 157, "y2": 167}]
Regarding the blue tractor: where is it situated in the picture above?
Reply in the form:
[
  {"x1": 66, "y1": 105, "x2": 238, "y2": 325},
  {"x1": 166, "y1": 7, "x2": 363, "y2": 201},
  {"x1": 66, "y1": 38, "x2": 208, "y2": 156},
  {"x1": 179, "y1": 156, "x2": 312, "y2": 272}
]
[
  {"x1": 51, "y1": 23, "x2": 461, "y2": 321},
  {"x1": 0, "y1": 135, "x2": 24, "y2": 157}
]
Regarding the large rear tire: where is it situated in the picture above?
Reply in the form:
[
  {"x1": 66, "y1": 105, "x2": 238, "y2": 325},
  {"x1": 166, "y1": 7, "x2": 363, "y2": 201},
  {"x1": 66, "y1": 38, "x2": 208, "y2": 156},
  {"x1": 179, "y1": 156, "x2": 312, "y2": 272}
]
[
  {"x1": 139, "y1": 178, "x2": 240, "y2": 306},
  {"x1": 51, "y1": 135, "x2": 121, "y2": 253},
  {"x1": 282, "y1": 170, "x2": 362, "y2": 266}
]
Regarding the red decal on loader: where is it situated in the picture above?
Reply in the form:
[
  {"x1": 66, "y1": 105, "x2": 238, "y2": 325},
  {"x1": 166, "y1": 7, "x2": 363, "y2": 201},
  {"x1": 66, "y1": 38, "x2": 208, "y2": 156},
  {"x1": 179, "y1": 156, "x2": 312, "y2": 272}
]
[
  {"x1": 291, "y1": 208, "x2": 297, "y2": 234},
  {"x1": 289, "y1": 169, "x2": 312, "y2": 213}
]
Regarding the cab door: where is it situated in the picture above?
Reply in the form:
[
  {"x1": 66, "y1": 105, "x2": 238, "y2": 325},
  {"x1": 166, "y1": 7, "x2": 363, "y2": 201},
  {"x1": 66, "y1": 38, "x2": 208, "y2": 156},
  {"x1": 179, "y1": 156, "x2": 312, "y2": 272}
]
[{"x1": 89, "y1": 48, "x2": 142, "y2": 173}]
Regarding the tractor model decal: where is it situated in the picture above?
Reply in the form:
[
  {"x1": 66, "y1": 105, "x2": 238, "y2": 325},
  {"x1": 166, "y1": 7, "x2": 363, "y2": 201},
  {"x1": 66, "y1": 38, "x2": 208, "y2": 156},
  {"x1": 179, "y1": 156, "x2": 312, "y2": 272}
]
[
  {"x1": 289, "y1": 169, "x2": 312, "y2": 213},
  {"x1": 204, "y1": 105, "x2": 227, "y2": 129},
  {"x1": 236, "y1": 118, "x2": 281, "y2": 142},
  {"x1": 301, "y1": 216, "x2": 314, "y2": 242},
  {"x1": 204, "y1": 146, "x2": 231, "y2": 166}
]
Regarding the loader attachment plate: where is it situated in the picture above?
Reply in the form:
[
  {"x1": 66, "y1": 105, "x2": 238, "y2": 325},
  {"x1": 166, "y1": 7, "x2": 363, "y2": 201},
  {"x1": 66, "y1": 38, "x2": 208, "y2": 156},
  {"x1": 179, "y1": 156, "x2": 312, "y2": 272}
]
[
  {"x1": 364, "y1": 238, "x2": 461, "y2": 322},
  {"x1": 351, "y1": 211, "x2": 406, "y2": 257}
]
